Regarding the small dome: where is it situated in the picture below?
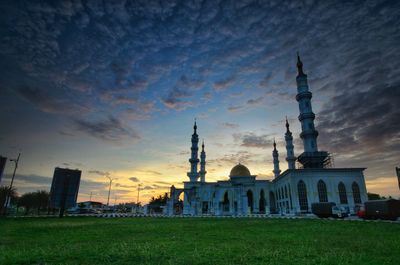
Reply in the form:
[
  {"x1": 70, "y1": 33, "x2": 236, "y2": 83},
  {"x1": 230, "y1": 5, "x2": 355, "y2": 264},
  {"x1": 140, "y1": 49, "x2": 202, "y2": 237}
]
[{"x1": 230, "y1": 164, "x2": 251, "y2": 177}]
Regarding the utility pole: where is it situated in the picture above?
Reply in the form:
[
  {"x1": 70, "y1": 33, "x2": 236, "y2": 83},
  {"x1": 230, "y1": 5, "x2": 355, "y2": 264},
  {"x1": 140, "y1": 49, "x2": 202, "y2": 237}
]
[
  {"x1": 105, "y1": 176, "x2": 116, "y2": 206},
  {"x1": 136, "y1": 184, "x2": 141, "y2": 205},
  {"x1": 4, "y1": 153, "x2": 20, "y2": 215}
]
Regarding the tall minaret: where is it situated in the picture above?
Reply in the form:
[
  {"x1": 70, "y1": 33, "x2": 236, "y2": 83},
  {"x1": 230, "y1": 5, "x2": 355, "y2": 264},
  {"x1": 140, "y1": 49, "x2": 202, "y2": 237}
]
[
  {"x1": 187, "y1": 120, "x2": 200, "y2": 182},
  {"x1": 199, "y1": 140, "x2": 207, "y2": 183},
  {"x1": 296, "y1": 53, "x2": 319, "y2": 153},
  {"x1": 272, "y1": 139, "x2": 281, "y2": 178},
  {"x1": 285, "y1": 118, "x2": 296, "y2": 169}
]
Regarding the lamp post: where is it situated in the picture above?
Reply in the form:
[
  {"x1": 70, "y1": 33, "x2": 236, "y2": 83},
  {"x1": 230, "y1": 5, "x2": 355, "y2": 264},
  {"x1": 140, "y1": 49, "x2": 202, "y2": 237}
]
[
  {"x1": 105, "y1": 176, "x2": 116, "y2": 206},
  {"x1": 4, "y1": 153, "x2": 20, "y2": 215}
]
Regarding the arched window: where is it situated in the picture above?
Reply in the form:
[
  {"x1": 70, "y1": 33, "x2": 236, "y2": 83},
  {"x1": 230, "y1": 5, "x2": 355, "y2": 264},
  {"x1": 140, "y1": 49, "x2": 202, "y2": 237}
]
[
  {"x1": 297, "y1": 180, "x2": 308, "y2": 211},
  {"x1": 317, "y1": 180, "x2": 328, "y2": 202},
  {"x1": 269, "y1": 191, "x2": 276, "y2": 213},
  {"x1": 338, "y1": 182, "x2": 348, "y2": 204},
  {"x1": 247, "y1": 190, "x2": 253, "y2": 213},
  {"x1": 259, "y1": 190, "x2": 266, "y2": 214},
  {"x1": 222, "y1": 191, "x2": 230, "y2": 212},
  {"x1": 352, "y1": 182, "x2": 362, "y2": 204}
]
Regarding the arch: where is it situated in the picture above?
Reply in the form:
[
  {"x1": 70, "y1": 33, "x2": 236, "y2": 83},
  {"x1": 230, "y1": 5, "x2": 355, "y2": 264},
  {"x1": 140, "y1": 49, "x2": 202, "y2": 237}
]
[
  {"x1": 317, "y1": 180, "x2": 328, "y2": 203},
  {"x1": 338, "y1": 182, "x2": 348, "y2": 204},
  {"x1": 174, "y1": 189, "x2": 190, "y2": 215},
  {"x1": 222, "y1": 191, "x2": 230, "y2": 213},
  {"x1": 259, "y1": 189, "x2": 266, "y2": 214},
  {"x1": 352, "y1": 182, "x2": 362, "y2": 204},
  {"x1": 269, "y1": 191, "x2": 276, "y2": 213},
  {"x1": 247, "y1": 190, "x2": 254, "y2": 213},
  {"x1": 297, "y1": 180, "x2": 308, "y2": 212}
]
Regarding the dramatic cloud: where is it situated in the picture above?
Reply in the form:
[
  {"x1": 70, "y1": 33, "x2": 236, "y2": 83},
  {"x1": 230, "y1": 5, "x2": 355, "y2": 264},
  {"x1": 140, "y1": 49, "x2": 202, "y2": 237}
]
[
  {"x1": 0, "y1": 0, "x2": 399, "y2": 198},
  {"x1": 73, "y1": 116, "x2": 140, "y2": 142}
]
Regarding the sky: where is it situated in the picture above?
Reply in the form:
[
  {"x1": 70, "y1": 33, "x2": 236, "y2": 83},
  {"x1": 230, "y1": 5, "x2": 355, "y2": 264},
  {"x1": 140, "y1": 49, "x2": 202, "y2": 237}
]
[{"x1": 0, "y1": 0, "x2": 399, "y2": 204}]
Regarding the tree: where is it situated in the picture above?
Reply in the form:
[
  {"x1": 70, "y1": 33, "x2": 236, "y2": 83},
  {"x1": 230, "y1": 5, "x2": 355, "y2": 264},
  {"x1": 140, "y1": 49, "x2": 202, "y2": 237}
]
[
  {"x1": 0, "y1": 186, "x2": 17, "y2": 215},
  {"x1": 367, "y1": 192, "x2": 383, "y2": 200},
  {"x1": 18, "y1": 192, "x2": 35, "y2": 215},
  {"x1": 17, "y1": 190, "x2": 49, "y2": 215},
  {"x1": 148, "y1": 193, "x2": 169, "y2": 214}
]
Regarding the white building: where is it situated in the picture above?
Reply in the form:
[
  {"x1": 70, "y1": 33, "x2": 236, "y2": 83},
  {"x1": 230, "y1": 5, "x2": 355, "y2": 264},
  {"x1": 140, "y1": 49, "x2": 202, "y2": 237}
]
[{"x1": 167, "y1": 55, "x2": 368, "y2": 216}]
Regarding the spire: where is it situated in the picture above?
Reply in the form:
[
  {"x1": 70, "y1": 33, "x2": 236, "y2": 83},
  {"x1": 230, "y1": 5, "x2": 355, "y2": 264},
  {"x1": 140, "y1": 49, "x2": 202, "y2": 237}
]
[
  {"x1": 297, "y1": 52, "x2": 305, "y2": 76},
  {"x1": 284, "y1": 117, "x2": 296, "y2": 170},
  {"x1": 272, "y1": 139, "x2": 281, "y2": 178},
  {"x1": 187, "y1": 119, "x2": 200, "y2": 182},
  {"x1": 193, "y1": 118, "x2": 197, "y2": 134},
  {"x1": 285, "y1": 116, "x2": 290, "y2": 133},
  {"x1": 199, "y1": 139, "x2": 207, "y2": 183}
]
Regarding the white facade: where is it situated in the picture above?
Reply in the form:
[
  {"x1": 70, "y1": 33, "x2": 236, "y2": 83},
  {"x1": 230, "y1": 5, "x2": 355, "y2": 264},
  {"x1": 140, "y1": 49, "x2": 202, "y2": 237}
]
[{"x1": 166, "y1": 55, "x2": 368, "y2": 216}]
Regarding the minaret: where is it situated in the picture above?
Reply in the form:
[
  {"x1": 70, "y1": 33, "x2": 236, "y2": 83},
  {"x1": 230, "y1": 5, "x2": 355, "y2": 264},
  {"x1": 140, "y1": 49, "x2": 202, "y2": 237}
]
[
  {"x1": 295, "y1": 53, "x2": 328, "y2": 168},
  {"x1": 187, "y1": 120, "x2": 200, "y2": 182},
  {"x1": 285, "y1": 118, "x2": 296, "y2": 169},
  {"x1": 199, "y1": 140, "x2": 207, "y2": 183},
  {"x1": 296, "y1": 53, "x2": 319, "y2": 153},
  {"x1": 272, "y1": 139, "x2": 281, "y2": 178}
]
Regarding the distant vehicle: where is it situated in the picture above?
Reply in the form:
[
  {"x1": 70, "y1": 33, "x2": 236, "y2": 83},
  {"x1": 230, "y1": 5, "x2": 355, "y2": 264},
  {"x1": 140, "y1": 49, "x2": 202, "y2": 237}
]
[
  {"x1": 311, "y1": 202, "x2": 348, "y2": 218},
  {"x1": 357, "y1": 199, "x2": 400, "y2": 221},
  {"x1": 67, "y1": 208, "x2": 100, "y2": 214}
]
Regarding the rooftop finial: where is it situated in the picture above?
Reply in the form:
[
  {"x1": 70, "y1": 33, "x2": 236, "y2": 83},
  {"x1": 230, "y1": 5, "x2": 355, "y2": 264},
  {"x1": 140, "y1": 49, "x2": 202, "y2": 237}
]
[
  {"x1": 297, "y1": 51, "x2": 305, "y2": 76},
  {"x1": 273, "y1": 138, "x2": 277, "y2": 150},
  {"x1": 285, "y1": 116, "x2": 290, "y2": 133},
  {"x1": 194, "y1": 118, "x2": 197, "y2": 133},
  {"x1": 202, "y1": 139, "x2": 205, "y2": 151}
]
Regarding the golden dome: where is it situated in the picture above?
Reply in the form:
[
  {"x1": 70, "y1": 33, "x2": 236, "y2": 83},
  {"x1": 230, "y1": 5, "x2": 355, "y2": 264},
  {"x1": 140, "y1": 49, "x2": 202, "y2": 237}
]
[{"x1": 229, "y1": 164, "x2": 251, "y2": 177}]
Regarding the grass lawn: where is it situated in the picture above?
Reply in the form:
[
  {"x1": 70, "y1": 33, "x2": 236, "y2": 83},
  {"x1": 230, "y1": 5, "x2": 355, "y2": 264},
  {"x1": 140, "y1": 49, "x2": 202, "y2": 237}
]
[{"x1": 1, "y1": 217, "x2": 400, "y2": 265}]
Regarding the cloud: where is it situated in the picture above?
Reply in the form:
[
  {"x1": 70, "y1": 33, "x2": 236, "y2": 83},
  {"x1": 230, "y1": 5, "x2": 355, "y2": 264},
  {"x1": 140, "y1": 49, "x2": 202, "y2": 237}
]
[
  {"x1": 227, "y1": 105, "x2": 244, "y2": 112},
  {"x1": 88, "y1": 170, "x2": 110, "y2": 177},
  {"x1": 213, "y1": 75, "x2": 236, "y2": 91},
  {"x1": 73, "y1": 115, "x2": 140, "y2": 142},
  {"x1": 221, "y1": 122, "x2": 239, "y2": 129},
  {"x1": 129, "y1": 177, "x2": 139, "y2": 182},
  {"x1": 234, "y1": 132, "x2": 273, "y2": 149},
  {"x1": 16, "y1": 85, "x2": 89, "y2": 114},
  {"x1": 247, "y1": 96, "x2": 264, "y2": 105}
]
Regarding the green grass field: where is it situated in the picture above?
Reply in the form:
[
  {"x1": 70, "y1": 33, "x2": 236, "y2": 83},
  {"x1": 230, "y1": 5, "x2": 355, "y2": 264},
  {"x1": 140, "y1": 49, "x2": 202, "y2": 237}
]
[{"x1": 1, "y1": 217, "x2": 399, "y2": 265}]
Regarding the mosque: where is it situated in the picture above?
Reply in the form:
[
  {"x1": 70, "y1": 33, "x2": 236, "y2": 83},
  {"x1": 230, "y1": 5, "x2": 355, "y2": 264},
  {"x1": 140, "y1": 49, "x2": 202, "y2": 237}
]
[{"x1": 166, "y1": 55, "x2": 368, "y2": 216}]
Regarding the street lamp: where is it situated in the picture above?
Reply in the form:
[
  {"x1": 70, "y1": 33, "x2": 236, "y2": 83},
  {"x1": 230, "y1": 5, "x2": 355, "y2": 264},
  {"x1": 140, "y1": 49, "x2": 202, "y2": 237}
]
[
  {"x1": 105, "y1": 176, "x2": 116, "y2": 206},
  {"x1": 4, "y1": 153, "x2": 20, "y2": 215}
]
